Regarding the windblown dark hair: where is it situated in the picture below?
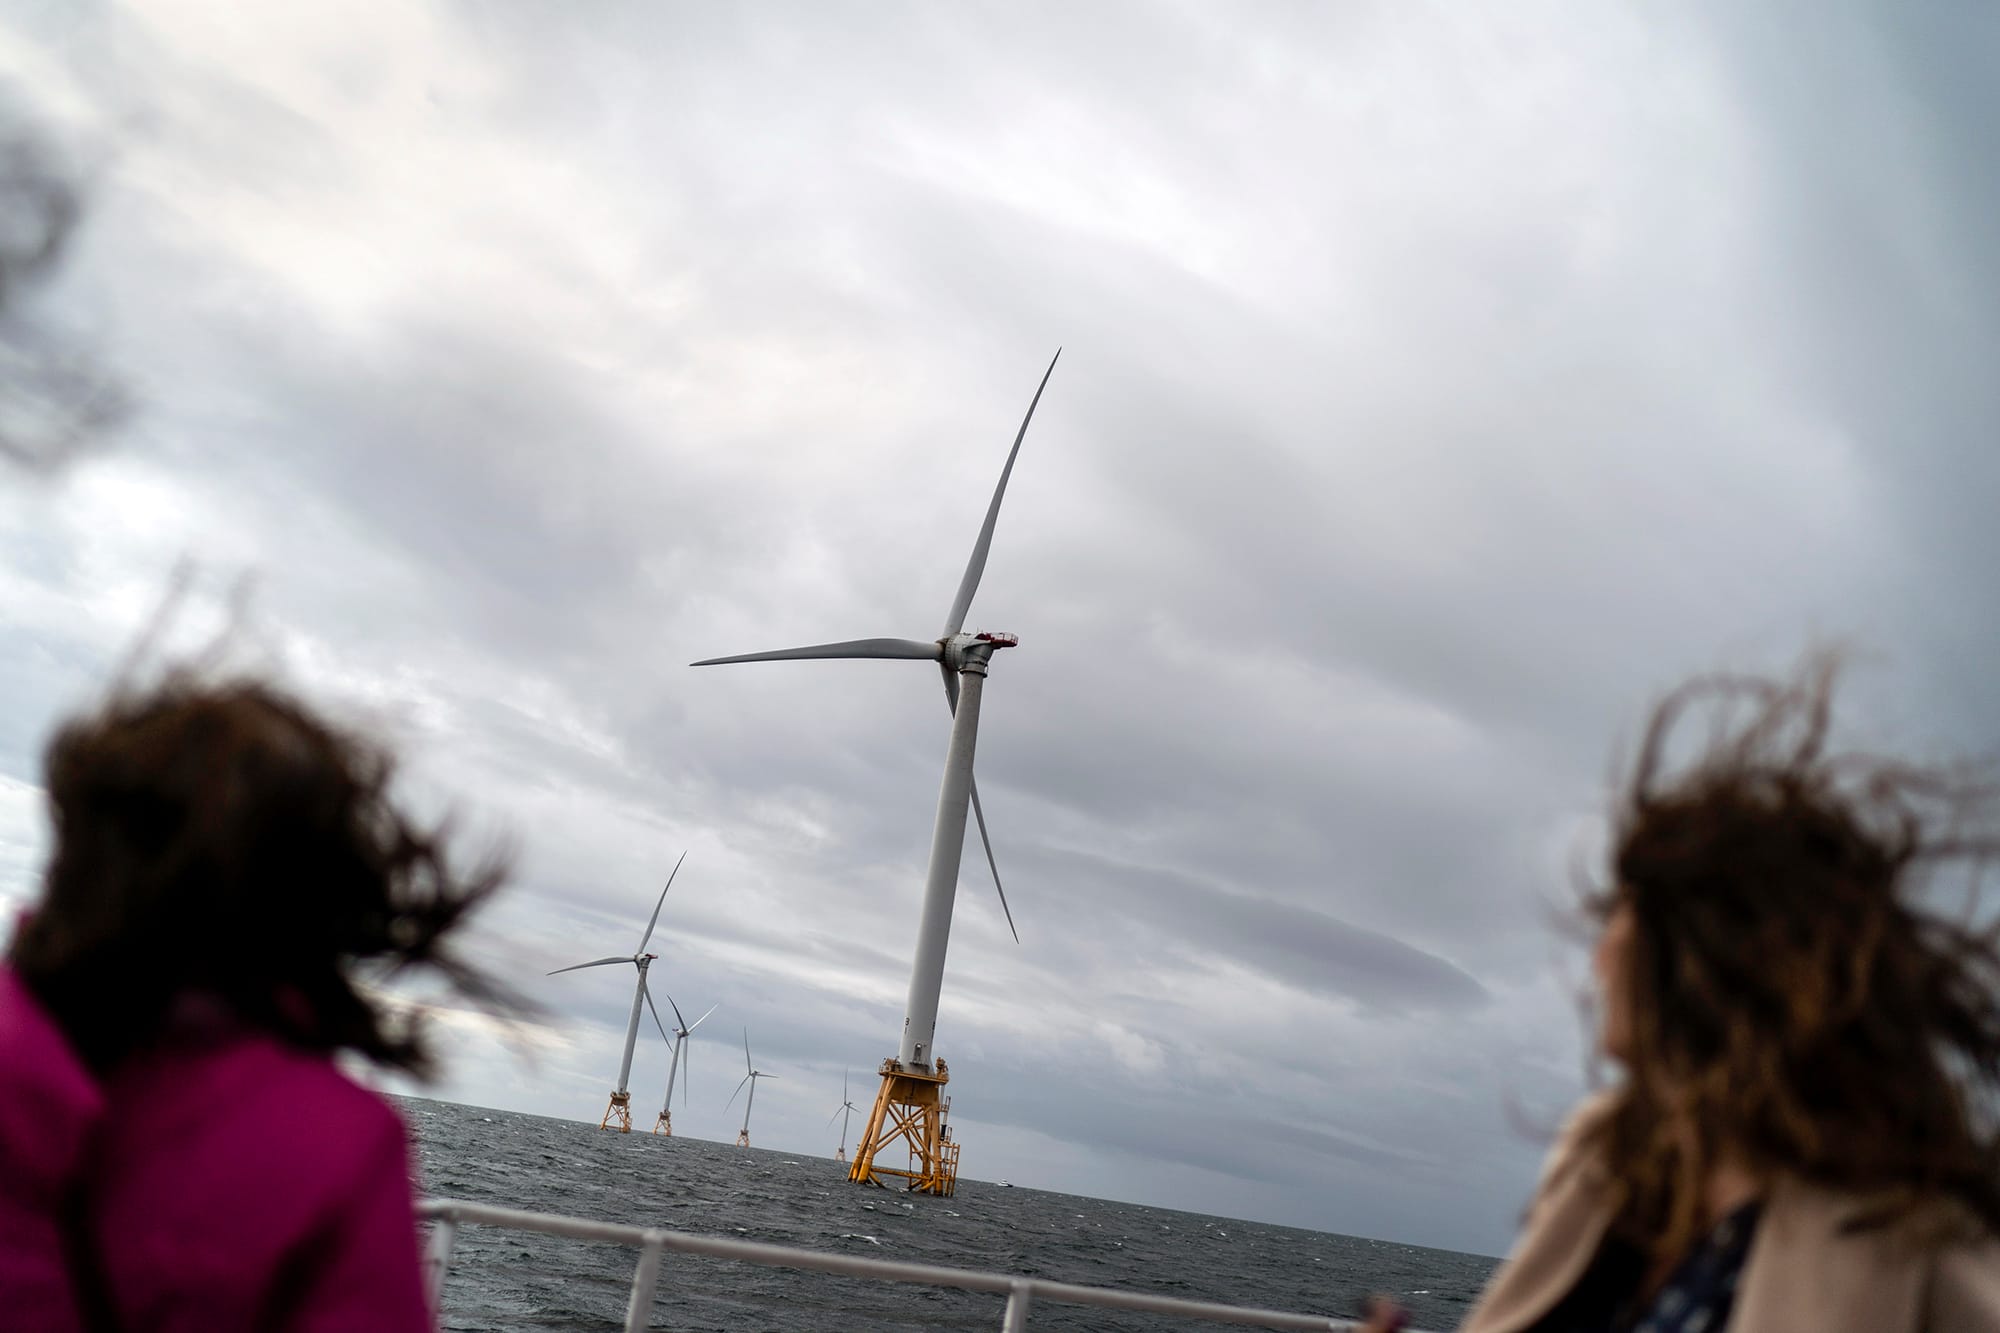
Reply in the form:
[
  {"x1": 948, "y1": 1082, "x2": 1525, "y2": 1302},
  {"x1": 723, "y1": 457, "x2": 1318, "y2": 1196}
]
[
  {"x1": 1585, "y1": 655, "x2": 2000, "y2": 1262},
  {"x1": 10, "y1": 673, "x2": 510, "y2": 1077},
  {"x1": 0, "y1": 107, "x2": 125, "y2": 472}
]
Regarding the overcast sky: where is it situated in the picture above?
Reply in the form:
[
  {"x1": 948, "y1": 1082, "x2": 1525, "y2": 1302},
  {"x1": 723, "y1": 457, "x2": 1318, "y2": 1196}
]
[{"x1": 3, "y1": 1, "x2": 1997, "y2": 1258}]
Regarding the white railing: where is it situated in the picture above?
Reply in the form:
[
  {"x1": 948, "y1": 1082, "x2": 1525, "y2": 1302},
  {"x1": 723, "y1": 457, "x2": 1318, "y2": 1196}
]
[{"x1": 418, "y1": 1198, "x2": 1432, "y2": 1332}]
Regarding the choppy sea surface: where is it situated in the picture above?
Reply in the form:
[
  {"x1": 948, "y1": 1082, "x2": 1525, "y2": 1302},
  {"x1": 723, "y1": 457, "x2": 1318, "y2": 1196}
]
[{"x1": 406, "y1": 1097, "x2": 1495, "y2": 1331}]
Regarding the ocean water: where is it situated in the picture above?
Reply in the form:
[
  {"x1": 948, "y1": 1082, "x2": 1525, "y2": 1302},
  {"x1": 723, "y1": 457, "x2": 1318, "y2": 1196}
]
[{"x1": 407, "y1": 1097, "x2": 1495, "y2": 1331}]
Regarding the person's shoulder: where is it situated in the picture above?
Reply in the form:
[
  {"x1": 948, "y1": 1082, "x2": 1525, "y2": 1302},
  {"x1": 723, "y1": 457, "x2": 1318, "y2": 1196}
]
[
  {"x1": 0, "y1": 965, "x2": 104, "y2": 1124},
  {"x1": 1555, "y1": 1089, "x2": 1618, "y2": 1143},
  {"x1": 88, "y1": 1033, "x2": 414, "y2": 1292},
  {"x1": 112, "y1": 1028, "x2": 408, "y2": 1171},
  {"x1": 1795, "y1": 1190, "x2": 2000, "y2": 1331},
  {"x1": 229, "y1": 1036, "x2": 409, "y2": 1151},
  {"x1": 1498, "y1": 1089, "x2": 1619, "y2": 1233},
  {"x1": 1536, "y1": 1089, "x2": 1618, "y2": 1184},
  {"x1": 1928, "y1": 1230, "x2": 2000, "y2": 1331}
]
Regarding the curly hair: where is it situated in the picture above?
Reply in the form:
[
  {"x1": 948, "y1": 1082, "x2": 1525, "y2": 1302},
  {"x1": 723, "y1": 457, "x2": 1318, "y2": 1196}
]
[
  {"x1": 1584, "y1": 656, "x2": 2000, "y2": 1262},
  {"x1": 10, "y1": 673, "x2": 509, "y2": 1077}
]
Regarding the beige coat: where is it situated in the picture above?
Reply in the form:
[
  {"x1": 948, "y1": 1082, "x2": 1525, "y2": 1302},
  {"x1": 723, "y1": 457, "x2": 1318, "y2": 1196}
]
[{"x1": 1460, "y1": 1097, "x2": 2000, "y2": 1333}]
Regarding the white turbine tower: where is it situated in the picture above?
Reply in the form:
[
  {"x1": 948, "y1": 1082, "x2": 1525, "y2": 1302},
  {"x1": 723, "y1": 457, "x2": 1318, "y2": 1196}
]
[
  {"x1": 728, "y1": 1029, "x2": 777, "y2": 1148},
  {"x1": 650, "y1": 993, "x2": 718, "y2": 1137},
  {"x1": 693, "y1": 351, "x2": 1060, "y2": 1194},
  {"x1": 549, "y1": 851, "x2": 688, "y2": 1132},
  {"x1": 828, "y1": 1069, "x2": 860, "y2": 1164}
]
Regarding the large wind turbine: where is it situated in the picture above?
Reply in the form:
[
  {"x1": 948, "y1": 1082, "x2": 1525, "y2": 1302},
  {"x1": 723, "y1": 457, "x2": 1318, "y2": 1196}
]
[
  {"x1": 728, "y1": 1029, "x2": 777, "y2": 1148},
  {"x1": 549, "y1": 851, "x2": 688, "y2": 1132},
  {"x1": 693, "y1": 351, "x2": 1060, "y2": 1194},
  {"x1": 651, "y1": 993, "x2": 718, "y2": 1137},
  {"x1": 828, "y1": 1069, "x2": 860, "y2": 1164}
]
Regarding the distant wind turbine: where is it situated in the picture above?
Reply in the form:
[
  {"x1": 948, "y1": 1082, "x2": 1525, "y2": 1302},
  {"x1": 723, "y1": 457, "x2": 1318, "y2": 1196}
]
[
  {"x1": 728, "y1": 1029, "x2": 777, "y2": 1148},
  {"x1": 651, "y1": 993, "x2": 718, "y2": 1137},
  {"x1": 693, "y1": 350, "x2": 1061, "y2": 1196},
  {"x1": 828, "y1": 1069, "x2": 860, "y2": 1164},
  {"x1": 548, "y1": 851, "x2": 688, "y2": 1132}
]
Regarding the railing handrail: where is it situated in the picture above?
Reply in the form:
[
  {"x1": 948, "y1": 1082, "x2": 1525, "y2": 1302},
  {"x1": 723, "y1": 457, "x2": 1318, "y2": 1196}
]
[{"x1": 418, "y1": 1196, "x2": 1433, "y2": 1332}]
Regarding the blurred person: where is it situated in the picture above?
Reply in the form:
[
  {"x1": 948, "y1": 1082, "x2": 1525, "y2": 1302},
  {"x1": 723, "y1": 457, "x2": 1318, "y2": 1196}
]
[
  {"x1": 0, "y1": 673, "x2": 509, "y2": 1330},
  {"x1": 1365, "y1": 658, "x2": 2000, "y2": 1332}
]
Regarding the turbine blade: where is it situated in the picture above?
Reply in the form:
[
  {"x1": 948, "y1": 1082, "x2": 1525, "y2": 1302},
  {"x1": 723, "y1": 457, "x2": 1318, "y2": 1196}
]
[
  {"x1": 642, "y1": 980, "x2": 672, "y2": 1045},
  {"x1": 547, "y1": 956, "x2": 631, "y2": 976},
  {"x1": 637, "y1": 850, "x2": 687, "y2": 954},
  {"x1": 939, "y1": 661, "x2": 959, "y2": 713},
  {"x1": 689, "y1": 1003, "x2": 719, "y2": 1032},
  {"x1": 760, "y1": 1073, "x2": 779, "y2": 1080},
  {"x1": 726, "y1": 1072, "x2": 749, "y2": 1111},
  {"x1": 743, "y1": 1027, "x2": 753, "y2": 1075},
  {"x1": 969, "y1": 776, "x2": 1019, "y2": 943},
  {"x1": 663, "y1": 992, "x2": 688, "y2": 1034},
  {"x1": 943, "y1": 348, "x2": 1061, "y2": 637},
  {"x1": 843, "y1": 1068, "x2": 849, "y2": 1101},
  {"x1": 827, "y1": 1105, "x2": 844, "y2": 1128},
  {"x1": 692, "y1": 638, "x2": 942, "y2": 667}
]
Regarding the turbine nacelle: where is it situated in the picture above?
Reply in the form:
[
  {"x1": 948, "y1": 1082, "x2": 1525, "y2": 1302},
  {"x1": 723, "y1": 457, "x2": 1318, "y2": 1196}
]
[
  {"x1": 662, "y1": 997, "x2": 716, "y2": 1044},
  {"x1": 942, "y1": 630, "x2": 1018, "y2": 673}
]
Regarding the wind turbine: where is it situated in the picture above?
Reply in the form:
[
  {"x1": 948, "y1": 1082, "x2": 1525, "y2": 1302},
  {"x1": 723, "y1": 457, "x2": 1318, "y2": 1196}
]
[
  {"x1": 693, "y1": 350, "x2": 1060, "y2": 1195},
  {"x1": 828, "y1": 1069, "x2": 860, "y2": 1164},
  {"x1": 548, "y1": 851, "x2": 688, "y2": 1132},
  {"x1": 651, "y1": 993, "x2": 719, "y2": 1137},
  {"x1": 728, "y1": 1029, "x2": 777, "y2": 1148}
]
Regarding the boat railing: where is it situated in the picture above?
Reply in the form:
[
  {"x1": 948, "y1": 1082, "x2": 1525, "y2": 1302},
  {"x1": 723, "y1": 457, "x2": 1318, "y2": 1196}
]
[{"x1": 418, "y1": 1197, "x2": 1435, "y2": 1332}]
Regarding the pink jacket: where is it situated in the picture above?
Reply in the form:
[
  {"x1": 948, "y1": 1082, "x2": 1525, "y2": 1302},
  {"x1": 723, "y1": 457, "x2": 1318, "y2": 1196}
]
[{"x1": 0, "y1": 968, "x2": 430, "y2": 1331}]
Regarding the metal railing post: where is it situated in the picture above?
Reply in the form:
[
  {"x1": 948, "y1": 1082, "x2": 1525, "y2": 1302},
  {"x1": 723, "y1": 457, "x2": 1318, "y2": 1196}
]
[
  {"x1": 1000, "y1": 1277, "x2": 1035, "y2": 1331},
  {"x1": 423, "y1": 1210, "x2": 460, "y2": 1325},
  {"x1": 622, "y1": 1234, "x2": 665, "y2": 1333}
]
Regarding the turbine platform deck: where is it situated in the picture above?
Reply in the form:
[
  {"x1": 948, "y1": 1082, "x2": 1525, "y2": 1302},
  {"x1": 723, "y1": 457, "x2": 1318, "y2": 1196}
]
[{"x1": 847, "y1": 1058, "x2": 960, "y2": 1195}]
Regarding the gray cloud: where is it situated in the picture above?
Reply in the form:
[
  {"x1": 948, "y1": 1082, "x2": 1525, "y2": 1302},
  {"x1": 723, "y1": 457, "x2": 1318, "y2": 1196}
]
[
  {"x1": 2, "y1": 0, "x2": 1995, "y2": 1260},
  {"x1": 1052, "y1": 846, "x2": 1490, "y2": 1012}
]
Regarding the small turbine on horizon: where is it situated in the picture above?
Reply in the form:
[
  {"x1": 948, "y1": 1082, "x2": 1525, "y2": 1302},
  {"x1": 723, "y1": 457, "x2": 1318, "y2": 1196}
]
[
  {"x1": 694, "y1": 350, "x2": 1061, "y2": 1196},
  {"x1": 828, "y1": 1069, "x2": 860, "y2": 1164},
  {"x1": 651, "y1": 993, "x2": 718, "y2": 1137},
  {"x1": 549, "y1": 851, "x2": 688, "y2": 1132},
  {"x1": 728, "y1": 1029, "x2": 777, "y2": 1148}
]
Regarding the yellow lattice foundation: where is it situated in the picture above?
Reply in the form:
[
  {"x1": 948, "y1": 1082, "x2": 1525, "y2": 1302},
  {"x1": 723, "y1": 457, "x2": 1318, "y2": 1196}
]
[
  {"x1": 601, "y1": 1091, "x2": 632, "y2": 1133},
  {"x1": 847, "y1": 1058, "x2": 959, "y2": 1195},
  {"x1": 653, "y1": 1110, "x2": 673, "y2": 1136}
]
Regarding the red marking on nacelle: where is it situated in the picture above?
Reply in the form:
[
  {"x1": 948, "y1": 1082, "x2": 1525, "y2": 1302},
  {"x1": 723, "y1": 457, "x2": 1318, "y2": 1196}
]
[{"x1": 975, "y1": 631, "x2": 1019, "y2": 647}]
